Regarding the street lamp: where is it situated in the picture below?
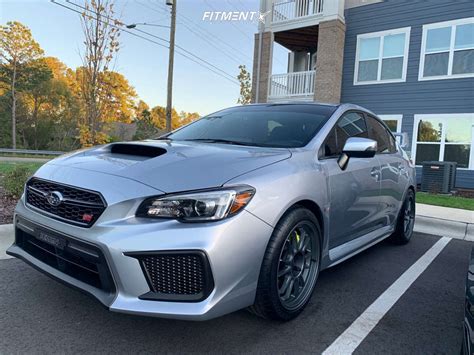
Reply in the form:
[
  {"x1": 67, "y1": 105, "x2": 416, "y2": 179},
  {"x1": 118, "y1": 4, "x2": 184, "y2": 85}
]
[{"x1": 125, "y1": 23, "x2": 170, "y2": 29}]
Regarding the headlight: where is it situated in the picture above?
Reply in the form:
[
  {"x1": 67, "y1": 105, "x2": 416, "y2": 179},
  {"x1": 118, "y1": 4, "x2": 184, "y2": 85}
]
[{"x1": 136, "y1": 186, "x2": 255, "y2": 222}]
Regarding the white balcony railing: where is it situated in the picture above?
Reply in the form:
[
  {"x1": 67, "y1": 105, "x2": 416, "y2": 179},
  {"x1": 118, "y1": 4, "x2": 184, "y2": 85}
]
[
  {"x1": 269, "y1": 70, "x2": 315, "y2": 100},
  {"x1": 272, "y1": 0, "x2": 324, "y2": 23}
]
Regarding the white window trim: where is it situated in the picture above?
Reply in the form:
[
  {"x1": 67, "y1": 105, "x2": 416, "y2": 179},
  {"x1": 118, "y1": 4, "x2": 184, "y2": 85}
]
[
  {"x1": 418, "y1": 17, "x2": 474, "y2": 81},
  {"x1": 354, "y1": 27, "x2": 411, "y2": 85},
  {"x1": 379, "y1": 114, "x2": 403, "y2": 133},
  {"x1": 411, "y1": 113, "x2": 474, "y2": 170}
]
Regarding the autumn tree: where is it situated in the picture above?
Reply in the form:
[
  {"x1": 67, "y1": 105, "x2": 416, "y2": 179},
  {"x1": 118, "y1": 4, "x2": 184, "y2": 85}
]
[
  {"x1": 237, "y1": 64, "x2": 251, "y2": 105},
  {"x1": 78, "y1": 0, "x2": 121, "y2": 145},
  {"x1": 0, "y1": 21, "x2": 44, "y2": 148},
  {"x1": 179, "y1": 111, "x2": 200, "y2": 126}
]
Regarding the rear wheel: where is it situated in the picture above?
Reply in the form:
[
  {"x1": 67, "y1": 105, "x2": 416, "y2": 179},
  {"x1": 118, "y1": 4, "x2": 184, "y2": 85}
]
[
  {"x1": 390, "y1": 189, "x2": 415, "y2": 244},
  {"x1": 249, "y1": 207, "x2": 321, "y2": 320}
]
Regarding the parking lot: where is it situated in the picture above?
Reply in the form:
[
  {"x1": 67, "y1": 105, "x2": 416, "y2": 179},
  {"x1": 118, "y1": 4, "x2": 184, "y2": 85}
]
[{"x1": 0, "y1": 232, "x2": 470, "y2": 354}]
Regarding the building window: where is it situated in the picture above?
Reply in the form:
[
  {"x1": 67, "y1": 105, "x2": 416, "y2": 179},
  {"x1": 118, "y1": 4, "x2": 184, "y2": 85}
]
[
  {"x1": 412, "y1": 114, "x2": 474, "y2": 169},
  {"x1": 419, "y1": 18, "x2": 474, "y2": 80},
  {"x1": 354, "y1": 27, "x2": 411, "y2": 85},
  {"x1": 379, "y1": 114, "x2": 402, "y2": 133}
]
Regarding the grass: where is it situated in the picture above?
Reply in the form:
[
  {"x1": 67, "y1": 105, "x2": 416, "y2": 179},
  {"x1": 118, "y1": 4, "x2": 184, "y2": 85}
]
[
  {"x1": 0, "y1": 161, "x2": 44, "y2": 176},
  {"x1": 416, "y1": 192, "x2": 474, "y2": 211}
]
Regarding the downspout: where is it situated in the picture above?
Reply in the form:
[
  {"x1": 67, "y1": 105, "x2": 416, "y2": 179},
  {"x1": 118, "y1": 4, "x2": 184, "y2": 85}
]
[
  {"x1": 255, "y1": 0, "x2": 266, "y2": 103},
  {"x1": 255, "y1": 26, "x2": 263, "y2": 103}
]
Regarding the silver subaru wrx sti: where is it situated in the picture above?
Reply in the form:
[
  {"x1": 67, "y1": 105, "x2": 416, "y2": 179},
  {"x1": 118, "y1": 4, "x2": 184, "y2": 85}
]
[{"x1": 7, "y1": 103, "x2": 416, "y2": 321}]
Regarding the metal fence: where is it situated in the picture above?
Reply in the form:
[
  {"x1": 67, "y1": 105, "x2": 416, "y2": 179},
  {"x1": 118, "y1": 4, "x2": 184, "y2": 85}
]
[{"x1": 0, "y1": 148, "x2": 64, "y2": 156}]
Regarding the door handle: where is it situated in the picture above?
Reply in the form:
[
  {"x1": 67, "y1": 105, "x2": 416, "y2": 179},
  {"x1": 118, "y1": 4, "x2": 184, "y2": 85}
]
[{"x1": 370, "y1": 168, "x2": 380, "y2": 181}]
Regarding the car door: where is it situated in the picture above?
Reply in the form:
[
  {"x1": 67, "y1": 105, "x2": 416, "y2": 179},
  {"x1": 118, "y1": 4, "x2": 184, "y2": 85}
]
[
  {"x1": 319, "y1": 111, "x2": 382, "y2": 249},
  {"x1": 366, "y1": 114, "x2": 408, "y2": 227}
]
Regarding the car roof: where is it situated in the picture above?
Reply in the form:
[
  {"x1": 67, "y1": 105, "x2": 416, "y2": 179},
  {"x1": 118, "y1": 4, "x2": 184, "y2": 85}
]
[
  {"x1": 238, "y1": 101, "x2": 339, "y2": 108},
  {"x1": 223, "y1": 102, "x2": 376, "y2": 116}
]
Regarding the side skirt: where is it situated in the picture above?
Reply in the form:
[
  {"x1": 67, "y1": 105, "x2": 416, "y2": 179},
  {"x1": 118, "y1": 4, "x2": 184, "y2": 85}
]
[{"x1": 325, "y1": 225, "x2": 394, "y2": 268}]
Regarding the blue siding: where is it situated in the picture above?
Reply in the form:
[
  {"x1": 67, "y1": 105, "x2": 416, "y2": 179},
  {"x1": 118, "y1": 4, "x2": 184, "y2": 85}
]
[{"x1": 340, "y1": 0, "x2": 474, "y2": 188}]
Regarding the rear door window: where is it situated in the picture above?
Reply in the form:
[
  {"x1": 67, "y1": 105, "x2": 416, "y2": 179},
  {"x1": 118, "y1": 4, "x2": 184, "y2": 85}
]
[{"x1": 366, "y1": 115, "x2": 396, "y2": 154}]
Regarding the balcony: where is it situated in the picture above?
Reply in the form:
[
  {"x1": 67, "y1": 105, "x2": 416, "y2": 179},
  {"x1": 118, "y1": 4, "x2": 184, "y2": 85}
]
[
  {"x1": 272, "y1": 0, "x2": 324, "y2": 23},
  {"x1": 262, "y1": 0, "x2": 343, "y2": 32},
  {"x1": 268, "y1": 70, "x2": 315, "y2": 101}
]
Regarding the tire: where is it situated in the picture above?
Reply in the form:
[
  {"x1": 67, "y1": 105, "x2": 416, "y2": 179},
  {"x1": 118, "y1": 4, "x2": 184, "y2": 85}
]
[
  {"x1": 248, "y1": 207, "x2": 321, "y2": 321},
  {"x1": 390, "y1": 189, "x2": 415, "y2": 245}
]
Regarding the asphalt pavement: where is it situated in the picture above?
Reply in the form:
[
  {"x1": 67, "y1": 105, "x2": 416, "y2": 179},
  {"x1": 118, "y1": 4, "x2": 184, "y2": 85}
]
[{"x1": 0, "y1": 232, "x2": 470, "y2": 354}]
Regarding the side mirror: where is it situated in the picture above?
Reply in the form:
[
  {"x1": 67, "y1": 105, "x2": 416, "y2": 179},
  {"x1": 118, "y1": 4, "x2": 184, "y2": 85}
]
[{"x1": 338, "y1": 137, "x2": 377, "y2": 170}]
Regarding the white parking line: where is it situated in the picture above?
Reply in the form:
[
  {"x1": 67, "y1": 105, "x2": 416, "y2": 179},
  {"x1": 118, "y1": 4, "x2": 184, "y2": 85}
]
[{"x1": 322, "y1": 236, "x2": 452, "y2": 355}]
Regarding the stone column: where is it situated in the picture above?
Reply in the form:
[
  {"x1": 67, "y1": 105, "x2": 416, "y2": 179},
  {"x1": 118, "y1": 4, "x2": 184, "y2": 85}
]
[
  {"x1": 251, "y1": 31, "x2": 273, "y2": 103},
  {"x1": 314, "y1": 19, "x2": 346, "y2": 104}
]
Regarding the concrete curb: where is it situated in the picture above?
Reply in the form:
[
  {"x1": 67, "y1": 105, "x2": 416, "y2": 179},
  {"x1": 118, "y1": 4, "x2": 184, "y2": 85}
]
[
  {"x1": 413, "y1": 215, "x2": 473, "y2": 241},
  {"x1": 0, "y1": 224, "x2": 14, "y2": 260}
]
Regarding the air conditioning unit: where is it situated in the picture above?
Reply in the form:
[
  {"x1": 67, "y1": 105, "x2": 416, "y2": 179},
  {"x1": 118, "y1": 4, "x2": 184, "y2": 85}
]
[{"x1": 420, "y1": 161, "x2": 457, "y2": 194}]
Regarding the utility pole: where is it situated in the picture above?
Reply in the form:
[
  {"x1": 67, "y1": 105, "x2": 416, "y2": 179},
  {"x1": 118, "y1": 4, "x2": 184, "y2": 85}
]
[{"x1": 165, "y1": 0, "x2": 176, "y2": 133}]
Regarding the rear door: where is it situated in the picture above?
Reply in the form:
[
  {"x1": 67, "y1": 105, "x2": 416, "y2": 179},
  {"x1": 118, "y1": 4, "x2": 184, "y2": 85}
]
[
  {"x1": 366, "y1": 114, "x2": 407, "y2": 227},
  {"x1": 320, "y1": 111, "x2": 382, "y2": 249}
]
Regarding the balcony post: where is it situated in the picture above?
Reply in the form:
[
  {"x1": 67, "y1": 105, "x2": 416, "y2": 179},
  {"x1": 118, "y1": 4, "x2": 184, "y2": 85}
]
[
  {"x1": 313, "y1": 19, "x2": 346, "y2": 103},
  {"x1": 251, "y1": 31, "x2": 274, "y2": 103}
]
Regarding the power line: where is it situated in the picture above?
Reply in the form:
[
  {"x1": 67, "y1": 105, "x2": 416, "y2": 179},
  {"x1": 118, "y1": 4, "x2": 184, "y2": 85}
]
[
  {"x1": 67, "y1": 0, "x2": 238, "y2": 83},
  {"x1": 143, "y1": 0, "x2": 253, "y2": 64},
  {"x1": 51, "y1": 0, "x2": 239, "y2": 86},
  {"x1": 61, "y1": 0, "x2": 239, "y2": 84}
]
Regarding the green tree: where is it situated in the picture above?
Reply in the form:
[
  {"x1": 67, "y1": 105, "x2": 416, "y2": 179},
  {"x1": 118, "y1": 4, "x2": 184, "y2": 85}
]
[
  {"x1": 16, "y1": 58, "x2": 53, "y2": 149},
  {"x1": 134, "y1": 100, "x2": 161, "y2": 140},
  {"x1": 237, "y1": 64, "x2": 251, "y2": 105},
  {"x1": 0, "y1": 21, "x2": 44, "y2": 148}
]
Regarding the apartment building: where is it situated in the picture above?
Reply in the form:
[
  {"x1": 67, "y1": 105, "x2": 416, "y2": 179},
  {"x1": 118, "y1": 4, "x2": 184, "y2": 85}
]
[{"x1": 252, "y1": 0, "x2": 474, "y2": 188}]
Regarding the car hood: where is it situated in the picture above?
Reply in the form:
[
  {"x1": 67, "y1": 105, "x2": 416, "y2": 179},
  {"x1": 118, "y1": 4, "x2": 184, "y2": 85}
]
[{"x1": 45, "y1": 140, "x2": 291, "y2": 193}]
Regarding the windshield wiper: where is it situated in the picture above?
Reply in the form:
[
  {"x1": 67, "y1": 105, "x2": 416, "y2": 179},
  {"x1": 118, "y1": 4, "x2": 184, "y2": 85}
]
[{"x1": 182, "y1": 138, "x2": 258, "y2": 146}]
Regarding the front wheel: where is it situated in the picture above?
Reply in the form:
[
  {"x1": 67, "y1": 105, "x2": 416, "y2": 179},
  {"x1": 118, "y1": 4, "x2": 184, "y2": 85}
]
[
  {"x1": 390, "y1": 189, "x2": 415, "y2": 244},
  {"x1": 249, "y1": 207, "x2": 321, "y2": 320}
]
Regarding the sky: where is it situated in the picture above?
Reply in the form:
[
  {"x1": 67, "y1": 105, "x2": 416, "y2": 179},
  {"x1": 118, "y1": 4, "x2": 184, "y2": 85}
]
[{"x1": 0, "y1": 0, "x2": 288, "y2": 115}]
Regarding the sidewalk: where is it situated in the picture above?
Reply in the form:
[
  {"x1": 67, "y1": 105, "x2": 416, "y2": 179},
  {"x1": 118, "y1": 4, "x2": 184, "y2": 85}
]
[
  {"x1": 414, "y1": 203, "x2": 474, "y2": 241},
  {"x1": 0, "y1": 204, "x2": 472, "y2": 260}
]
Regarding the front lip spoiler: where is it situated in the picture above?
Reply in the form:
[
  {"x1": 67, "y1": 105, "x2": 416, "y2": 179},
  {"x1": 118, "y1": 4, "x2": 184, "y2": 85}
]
[{"x1": 6, "y1": 245, "x2": 114, "y2": 309}]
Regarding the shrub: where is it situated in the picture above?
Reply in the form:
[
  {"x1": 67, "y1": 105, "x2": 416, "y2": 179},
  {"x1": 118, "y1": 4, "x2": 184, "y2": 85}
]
[{"x1": 4, "y1": 166, "x2": 35, "y2": 198}]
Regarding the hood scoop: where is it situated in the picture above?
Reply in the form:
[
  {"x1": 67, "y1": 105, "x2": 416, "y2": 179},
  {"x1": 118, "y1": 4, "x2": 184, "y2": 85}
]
[{"x1": 109, "y1": 143, "x2": 167, "y2": 158}]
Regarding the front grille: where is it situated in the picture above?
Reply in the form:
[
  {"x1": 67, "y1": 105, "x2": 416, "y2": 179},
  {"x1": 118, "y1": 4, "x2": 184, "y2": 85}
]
[
  {"x1": 126, "y1": 251, "x2": 214, "y2": 302},
  {"x1": 15, "y1": 227, "x2": 115, "y2": 293},
  {"x1": 26, "y1": 178, "x2": 106, "y2": 227}
]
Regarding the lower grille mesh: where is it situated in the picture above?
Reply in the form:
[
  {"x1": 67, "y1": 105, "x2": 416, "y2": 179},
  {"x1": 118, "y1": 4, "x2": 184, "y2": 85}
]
[
  {"x1": 128, "y1": 252, "x2": 214, "y2": 302},
  {"x1": 143, "y1": 255, "x2": 204, "y2": 295}
]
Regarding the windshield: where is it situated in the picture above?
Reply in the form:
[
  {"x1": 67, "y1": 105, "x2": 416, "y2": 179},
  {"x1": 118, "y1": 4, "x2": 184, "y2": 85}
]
[{"x1": 166, "y1": 104, "x2": 337, "y2": 148}]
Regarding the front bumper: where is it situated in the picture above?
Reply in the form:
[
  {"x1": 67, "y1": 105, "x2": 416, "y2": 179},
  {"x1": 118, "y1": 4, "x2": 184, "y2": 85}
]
[{"x1": 8, "y1": 196, "x2": 273, "y2": 320}]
